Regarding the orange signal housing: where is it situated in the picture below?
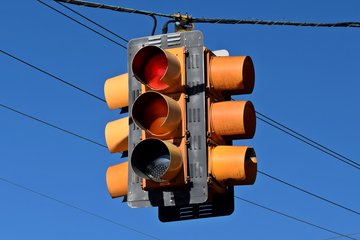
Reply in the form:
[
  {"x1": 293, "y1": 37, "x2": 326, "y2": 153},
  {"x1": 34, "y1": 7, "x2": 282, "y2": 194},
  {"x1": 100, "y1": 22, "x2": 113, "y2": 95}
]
[
  {"x1": 206, "y1": 49, "x2": 257, "y2": 191},
  {"x1": 210, "y1": 101, "x2": 256, "y2": 141},
  {"x1": 209, "y1": 146, "x2": 257, "y2": 186},
  {"x1": 104, "y1": 73, "x2": 130, "y2": 199},
  {"x1": 130, "y1": 46, "x2": 188, "y2": 190}
]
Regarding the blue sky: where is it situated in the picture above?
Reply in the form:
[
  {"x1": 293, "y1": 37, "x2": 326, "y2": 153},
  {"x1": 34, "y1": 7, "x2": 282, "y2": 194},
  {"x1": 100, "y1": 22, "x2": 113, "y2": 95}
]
[{"x1": 1, "y1": 0, "x2": 359, "y2": 239}]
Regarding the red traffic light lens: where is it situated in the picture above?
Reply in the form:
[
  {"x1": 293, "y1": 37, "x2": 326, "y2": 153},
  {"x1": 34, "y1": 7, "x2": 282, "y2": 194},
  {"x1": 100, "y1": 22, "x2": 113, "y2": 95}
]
[
  {"x1": 132, "y1": 46, "x2": 181, "y2": 91},
  {"x1": 132, "y1": 46, "x2": 169, "y2": 90}
]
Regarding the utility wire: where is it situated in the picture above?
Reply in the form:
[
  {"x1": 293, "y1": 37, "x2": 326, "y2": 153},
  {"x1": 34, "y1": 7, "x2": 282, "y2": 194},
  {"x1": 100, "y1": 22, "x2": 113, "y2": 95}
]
[
  {"x1": 192, "y1": 18, "x2": 360, "y2": 28},
  {"x1": 235, "y1": 196, "x2": 357, "y2": 240},
  {"x1": 54, "y1": 0, "x2": 129, "y2": 43},
  {"x1": 0, "y1": 49, "x2": 105, "y2": 103},
  {"x1": 37, "y1": 0, "x2": 127, "y2": 49},
  {"x1": 256, "y1": 111, "x2": 360, "y2": 168},
  {"x1": 54, "y1": 0, "x2": 360, "y2": 29},
  {"x1": 256, "y1": 113, "x2": 360, "y2": 170},
  {"x1": 258, "y1": 170, "x2": 360, "y2": 216},
  {"x1": 0, "y1": 176, "x2": 159, "y2": 240},
  {"x1": 0, "y1": 103, "x2": 107, "y2": 148},
  {"x1": 323, "y1": 232, "x2": 360, "y2": 240},
  {"x1": 54, "y1": 0, "x2": 172, "y2": 18},
  {"x1": 1, "y1": 101, "x2": 356, "y2": 238},
  {"x1": 0, "y1": 104, "x2": 158, "y2": 239}
]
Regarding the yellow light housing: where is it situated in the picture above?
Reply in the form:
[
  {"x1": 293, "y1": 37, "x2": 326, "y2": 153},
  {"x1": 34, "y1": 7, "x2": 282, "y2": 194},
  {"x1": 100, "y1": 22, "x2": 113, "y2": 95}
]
[{"x1": 105, "y1": 117, "x2": 129, "y2": 153}]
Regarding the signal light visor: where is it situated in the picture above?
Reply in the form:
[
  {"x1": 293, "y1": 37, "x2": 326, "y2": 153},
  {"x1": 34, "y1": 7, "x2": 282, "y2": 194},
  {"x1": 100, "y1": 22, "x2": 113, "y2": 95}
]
[
  {"x1": 210, "y1": 146, "x2": 257, "y2": 185},
  {"x1": 104, "y1": 73, "x2": 129, "y2": 110},
  {"x1": 211, "y1": 101, "x2": 256, "y2": 140},
  {"x1": 106, "y1": 162, "x2": 128, "y2": 198},
  {"x1": 209, "y1": 56, "x2": 255, "y2": 94}
]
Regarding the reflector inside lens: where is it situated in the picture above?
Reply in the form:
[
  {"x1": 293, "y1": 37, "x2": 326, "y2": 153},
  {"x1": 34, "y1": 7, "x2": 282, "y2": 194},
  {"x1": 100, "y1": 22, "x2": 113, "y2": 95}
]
[
  {"x1": 144, "y1": 54, "x2": 168, "y2": 90},
  {"x1": 146, "y1": 154, "x2": 170, "y2": 182},
  {"x1": 142, "y1": 96, "x2": 168, "y2": 135},
  {"x1": 131, "y1": 139, "x2": 182, "y2": 182}
]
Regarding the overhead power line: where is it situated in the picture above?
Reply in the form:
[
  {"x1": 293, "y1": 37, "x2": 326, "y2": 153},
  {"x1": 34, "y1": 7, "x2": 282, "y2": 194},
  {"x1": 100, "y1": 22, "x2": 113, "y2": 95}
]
[
  {"x1": 54, "y1": 0, "x2": 360, "y2": 29},
  {"x1": 0, "y1": 49, "x2": 105, "y2": 103},
  {"x1": 36, "y1": 0, "x2": 126, "y2": 48},
  {"x1": 323, "y1": 232, "x2": 360, "y2": 240},
  {"x1": 258, "y1": 170, "x2": 360, "y2": 216},
  {"x1": 0, "y1": 103, "x2": 107, "y2": 148},
  {"x1": 256, "y1": 111, "x2": 359, "y2": 168},
  {"x1": 54, "y1": 0, "x2": 172, "y2": 18},
  {"x1": 235, "y1": 196, "x2": 356, "y2": 240},
  {"x1": 54, "y1": 0, "x2": 128, "y2": 43},
  {"x1": 0, "y1": 176, "x2": 159, "y2": 240},
  {"x1": 192, "y1": 18, "x2": 360, "y2": 28},
  {"x1": 256, "y1": 112, "x2": 360, "y2": 170}
]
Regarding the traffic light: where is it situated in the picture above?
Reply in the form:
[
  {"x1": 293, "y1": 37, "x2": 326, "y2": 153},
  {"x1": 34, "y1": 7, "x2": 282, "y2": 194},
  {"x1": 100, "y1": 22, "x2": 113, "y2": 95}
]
[
  {"x1": 157, "y1": 41, "x2": 257, "y2": 222},
  {"x1": 104, "y1": 73, "x2": 129, "y2": 199},
  {"x1": 104, "y1": 30, "x2": 257, "y2": 222},
  {"x1": 206, "y1": 52, "x2": 257, "y2": 199},
  {"x1": 130, "y1": 45, "x2": 187, "y2": 190}
]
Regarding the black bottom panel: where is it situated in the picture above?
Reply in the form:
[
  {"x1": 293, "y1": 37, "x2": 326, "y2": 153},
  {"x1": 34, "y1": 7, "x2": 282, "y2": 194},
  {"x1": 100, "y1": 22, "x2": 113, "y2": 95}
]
[{"x1": 158, "y1": 187, "x2": 234, "y2": 222}]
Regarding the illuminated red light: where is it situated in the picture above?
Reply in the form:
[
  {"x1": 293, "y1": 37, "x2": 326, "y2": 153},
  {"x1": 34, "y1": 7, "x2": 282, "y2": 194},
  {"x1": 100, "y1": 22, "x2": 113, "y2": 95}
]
[
  {"x1": 132, "y1": 46, "x2": 170, "y2": 91},
  {"x1": 143, "y1": 53, "x2": 168, "y2": 90}
]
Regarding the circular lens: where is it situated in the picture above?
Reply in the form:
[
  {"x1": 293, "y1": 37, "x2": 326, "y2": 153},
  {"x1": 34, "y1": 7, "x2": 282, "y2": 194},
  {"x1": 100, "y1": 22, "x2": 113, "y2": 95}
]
[
  {"x1": 132, "y1": 46, "x2": 170, "y2": 91},
  {"x1": 131, "y1": 139, "x2": 182, "y2": 182},
  {"x1": 132, "y1": 91, "x2": 181, "y2": 136}
]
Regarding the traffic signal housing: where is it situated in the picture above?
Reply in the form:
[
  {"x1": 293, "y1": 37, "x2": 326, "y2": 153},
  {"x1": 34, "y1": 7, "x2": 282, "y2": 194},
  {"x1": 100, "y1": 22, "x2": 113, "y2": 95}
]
[
  {"x1": 104, "y1": 73, "x2": 129, "y2": 199},
  {"x1": 104, "y1": 30, "x2": 257, "y2": 222},
  {"x1": 206, "y1": 52, "x2": 257, "y2": 192}
]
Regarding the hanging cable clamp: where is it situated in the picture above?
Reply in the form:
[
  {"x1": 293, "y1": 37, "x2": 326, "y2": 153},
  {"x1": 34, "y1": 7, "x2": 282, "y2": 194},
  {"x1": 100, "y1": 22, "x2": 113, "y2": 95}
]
[{"x1": 172, "y1": 12, "x2": 194, "y2": 32}]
